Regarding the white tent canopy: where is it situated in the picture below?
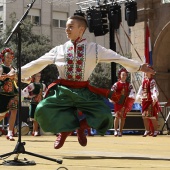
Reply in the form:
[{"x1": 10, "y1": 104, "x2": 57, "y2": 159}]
[{"x1": 162, "y1": 0, "x2": 170, "y2": 3}]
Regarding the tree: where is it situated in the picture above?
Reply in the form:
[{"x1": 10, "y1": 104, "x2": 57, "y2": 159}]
[
  {"x1": 89, "y1": 52, "x2": 132, "y2": 88},
  {"x1": 89, "y1": 63, "x2": 112, "y2": 89},
  {"x1": 0, "y1": 12, "x2": 59, "y2": 87}
]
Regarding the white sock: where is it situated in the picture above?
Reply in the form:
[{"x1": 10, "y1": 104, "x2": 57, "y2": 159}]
[
  {"x1": 7, "y1": 130, "x2": 13, "y2": 136},
  {"x1": 34, "y1": 131, "x2": 38, "y2": 136}
]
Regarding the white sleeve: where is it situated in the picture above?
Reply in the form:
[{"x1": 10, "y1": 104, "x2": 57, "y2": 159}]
[
  {"x1": 111, "y1": 82, "x2": 118, "y2": 92},
  {"x1": 42, "y1": 83, "x2": 47, "y2": 97},
  {"x1": 97, "y1": 44, "x2": 142, "y2": 72},
  {"x1": 150, "y1": 79, "x2": 159, "y2": 101},
  {"x1": 0, "y1": 65, "x2": 3, "y2": 75},
  {"x1": 22, "y1": 83, "x2": 35, "y2": 97},
  {"x1": 135, "y1": 85, "x2": 142, "y2": 103},
  {"x1": 128, "y1": 84, "x2": 136, "y2": 99},
  {"x1": 21, "y1": 46, "x2": 58, "y2": 79},
  {"x1": 42, "y1": 83, "x2": 47, "y2": 91}
]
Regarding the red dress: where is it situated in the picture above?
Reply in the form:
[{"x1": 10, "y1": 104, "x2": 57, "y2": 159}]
[
  {"x1": 141, "y1": 78, "x2": 160, "y2": 118},
  {"x1": 111, "y1": 81, "x2": 135, "y2": 118}
]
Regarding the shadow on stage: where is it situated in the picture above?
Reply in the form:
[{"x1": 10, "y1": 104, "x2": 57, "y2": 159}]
[{"x1": 63, "y1": 156, "x2": 170, "y2": 161}]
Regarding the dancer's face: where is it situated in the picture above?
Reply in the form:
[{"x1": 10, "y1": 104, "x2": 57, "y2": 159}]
[
  {"x1": 4, "y1": 53, "x2": 13, "y2": 66},
  {"x1": 34, "y1": 73, "x2": 41, "y2": 82},
  {"x1": 145, "y1": 72, "x2": 152, "y2": 79},
  {"x1": 120, "y1": 72, "x2": 127, "y2": 82},
  {"x1": 65, "y1": 19, "x2": 85, "y2": 41}
]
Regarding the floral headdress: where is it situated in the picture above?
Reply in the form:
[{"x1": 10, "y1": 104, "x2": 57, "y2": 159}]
[
  {"x1": 0, "y1": 48, "x2": 14, "y2": 62},
  {"x1": 118, "y1": 67, "x2": 128, "y2": 79}
]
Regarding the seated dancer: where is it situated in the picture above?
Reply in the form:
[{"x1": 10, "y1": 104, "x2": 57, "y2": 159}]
[
  {"x1": 6, "y1": 15, "x2": 155, "y2": 149},
  {"x1": 0, "y1": 48, "x2": 18, "y2": 141},
  {"x1": 136, "y1": 66, "x2": 160, "y2": 137},
  {"x1": 111, "y1": 68, "x2": 136, "y2": 137}
]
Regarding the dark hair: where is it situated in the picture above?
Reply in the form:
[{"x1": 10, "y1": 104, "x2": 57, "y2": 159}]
[{"x1": 68, "y1": 15, "x2": 87, "y2": 30}]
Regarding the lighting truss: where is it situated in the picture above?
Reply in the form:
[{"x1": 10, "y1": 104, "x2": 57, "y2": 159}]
[
  {"x1": 43, "y1": 0, "x2": 76, "y2": 5},
  {"x1": 76, "y1": 0, "x2": 129, "y2": 12}
]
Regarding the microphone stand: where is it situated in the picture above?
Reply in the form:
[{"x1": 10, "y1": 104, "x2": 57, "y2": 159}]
[{"x1": 0, "y1": 0, "x2": 62, "y2": 166}]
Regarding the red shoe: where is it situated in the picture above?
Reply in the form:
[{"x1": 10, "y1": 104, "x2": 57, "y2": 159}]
[
  {"x1": 54, "y1": 132, "x2": 71, "y2": 149},
  {"x1": 76, "y1": 119, "x2": 89, "y2": 146},
  {"x1": 76, "y1": 128, "x2": 87, "y2": 146},
  {"x1": 6, "y1": 135, "x2": 15, "y2": 141},
  {"x1": 79, "y1": 119, "x2": 90, "y2": 129}
]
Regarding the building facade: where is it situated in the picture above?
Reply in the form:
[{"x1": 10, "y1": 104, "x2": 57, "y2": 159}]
[{"x1": 132, "y1": 0, "x2": 170, "y2": 102}]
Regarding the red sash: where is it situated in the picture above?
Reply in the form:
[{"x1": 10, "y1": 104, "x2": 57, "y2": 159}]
[{"x1": 44, "y1": 79, "x2": 121, "y2": 103}]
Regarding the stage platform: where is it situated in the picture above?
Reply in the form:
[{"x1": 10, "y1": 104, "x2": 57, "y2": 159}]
[{"x1": 0, "y1": 134, "x2": 170, "y2": 170}]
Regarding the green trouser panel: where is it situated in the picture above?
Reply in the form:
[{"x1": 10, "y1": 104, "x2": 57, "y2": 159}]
[{"x1": 35, "y1": 85, "x2": 113, "y2": 135}]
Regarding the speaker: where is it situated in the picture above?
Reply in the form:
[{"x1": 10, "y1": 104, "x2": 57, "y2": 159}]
[
  {"x1": 123, "y1": 112, "x2": 144, "y2": 130},
  {"x1": 110, "y1": 111, "x2": 145, "y2": 131}
]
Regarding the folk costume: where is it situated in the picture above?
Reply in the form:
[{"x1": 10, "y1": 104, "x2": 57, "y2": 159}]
[
  {"x1": 22, "y1": 75, "x2": 46, "y2": 136},
  {"x1": 0, "y1": 48, "x2": 18, "y2": 116},
  {"x1": 23, "y1": 82, "x2": 46, "y2": 119},
  {"x1": 111, "y1": 68, "x2": 135, "y2": 136},
  {"x1": 111, "y1": 81, "x2": 135, "y2": 118},
  {"x1": 0, "y1": 48, "x2": 18, "y2": 141},
  {"x1": 136, "y1": 76, "x2": 160, "y2": 137},
  {"x1": 140, "y1": 78, "x2": 159, "y2": 117},
  {"x1": 20, "y1": 39, "x2": 141, "y2": 137}
]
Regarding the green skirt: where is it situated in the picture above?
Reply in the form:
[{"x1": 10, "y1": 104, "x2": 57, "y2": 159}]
[{"x1": 35, "y1": 85, "x2": 113, "y2": 135}]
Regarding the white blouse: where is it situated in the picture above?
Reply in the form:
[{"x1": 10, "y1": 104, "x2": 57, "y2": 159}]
[
  {"x1": 136, "y1": 79, "x2": 159, "y2": 103},
  {"x1": 21, "y1": 39, "x2": 142, "y2": 81}
]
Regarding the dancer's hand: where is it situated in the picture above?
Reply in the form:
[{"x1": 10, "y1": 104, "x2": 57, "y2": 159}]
[
  {"x1": 6, "y1": 69, "x2": 16, "y2": 79},
  {"x1": 140, "y1": 63, "x2": 156, "y2": 75}
]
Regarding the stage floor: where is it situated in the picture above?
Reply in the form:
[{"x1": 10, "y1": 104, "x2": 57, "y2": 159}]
[{"x1": 0, "y1": 134, "x2": 170, "y2": 170}]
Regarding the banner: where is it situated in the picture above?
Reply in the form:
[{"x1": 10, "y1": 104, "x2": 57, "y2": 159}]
[
  {"x1": 144, "y1": 22, "x2": 153, "y2": 65},
  {"x1": 162, "y1": 0, "x2": 170, "y2": 4}
]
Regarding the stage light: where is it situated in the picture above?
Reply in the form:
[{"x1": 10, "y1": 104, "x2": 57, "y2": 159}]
[
  {"x1": 74, "y1": 10, "x2": 85, "y2": 18},
  {"x1": 108, "y1": 3, "x2": 122, "y2": 29},
  {"x1": 86, "y1": 8, "x2": 109, "y2": 36},
  {"x1": 75, "y1": 0, "x2": 138, "y2": 36},
  {"x1": 86, "y1": 9, "x2": 94, "y2": 33},
  {"x1": 125, "y1": 0, "x2": 137, "y2": 27}
]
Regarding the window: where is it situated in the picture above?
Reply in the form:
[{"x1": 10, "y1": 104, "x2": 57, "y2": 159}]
[
  {"x1": 25, "y1": 8, "x2": 40, "y2": 26},
  {"x1": 53, "y1": 19, "x2": 59, "y2": 27},
  {"x1": 32, "y1": 16, "x2": 40, "y2": 25},
  {"x1": 0, "y1": 6, "x2": 3, "y2": 19},
  {"x1": 0, "y1": 6, "x2": 3, "y2": 11},
  {"x1": 60, "y1": 20, "x2": 67, "y2": 28},
  {"x1": 53, "y1": 12, "x2": 67, "y2": 28},
  {"x1": 0, "y1": 20, "x2": 3, "y2": 30}
]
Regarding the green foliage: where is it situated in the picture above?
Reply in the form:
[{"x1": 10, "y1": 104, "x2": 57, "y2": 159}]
[
  {"x1": 0, "y1": 12, "x2": 59, "y2": 87},
  {"x1": 89, "y1": 63, "x2": 112, "y2": 89},
  {"x1": 89, "y1": 55, "x2": 131, "y2": 88},
  {"x1": 41, "y1": 64, "x2": 59, "y2": 87}
]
